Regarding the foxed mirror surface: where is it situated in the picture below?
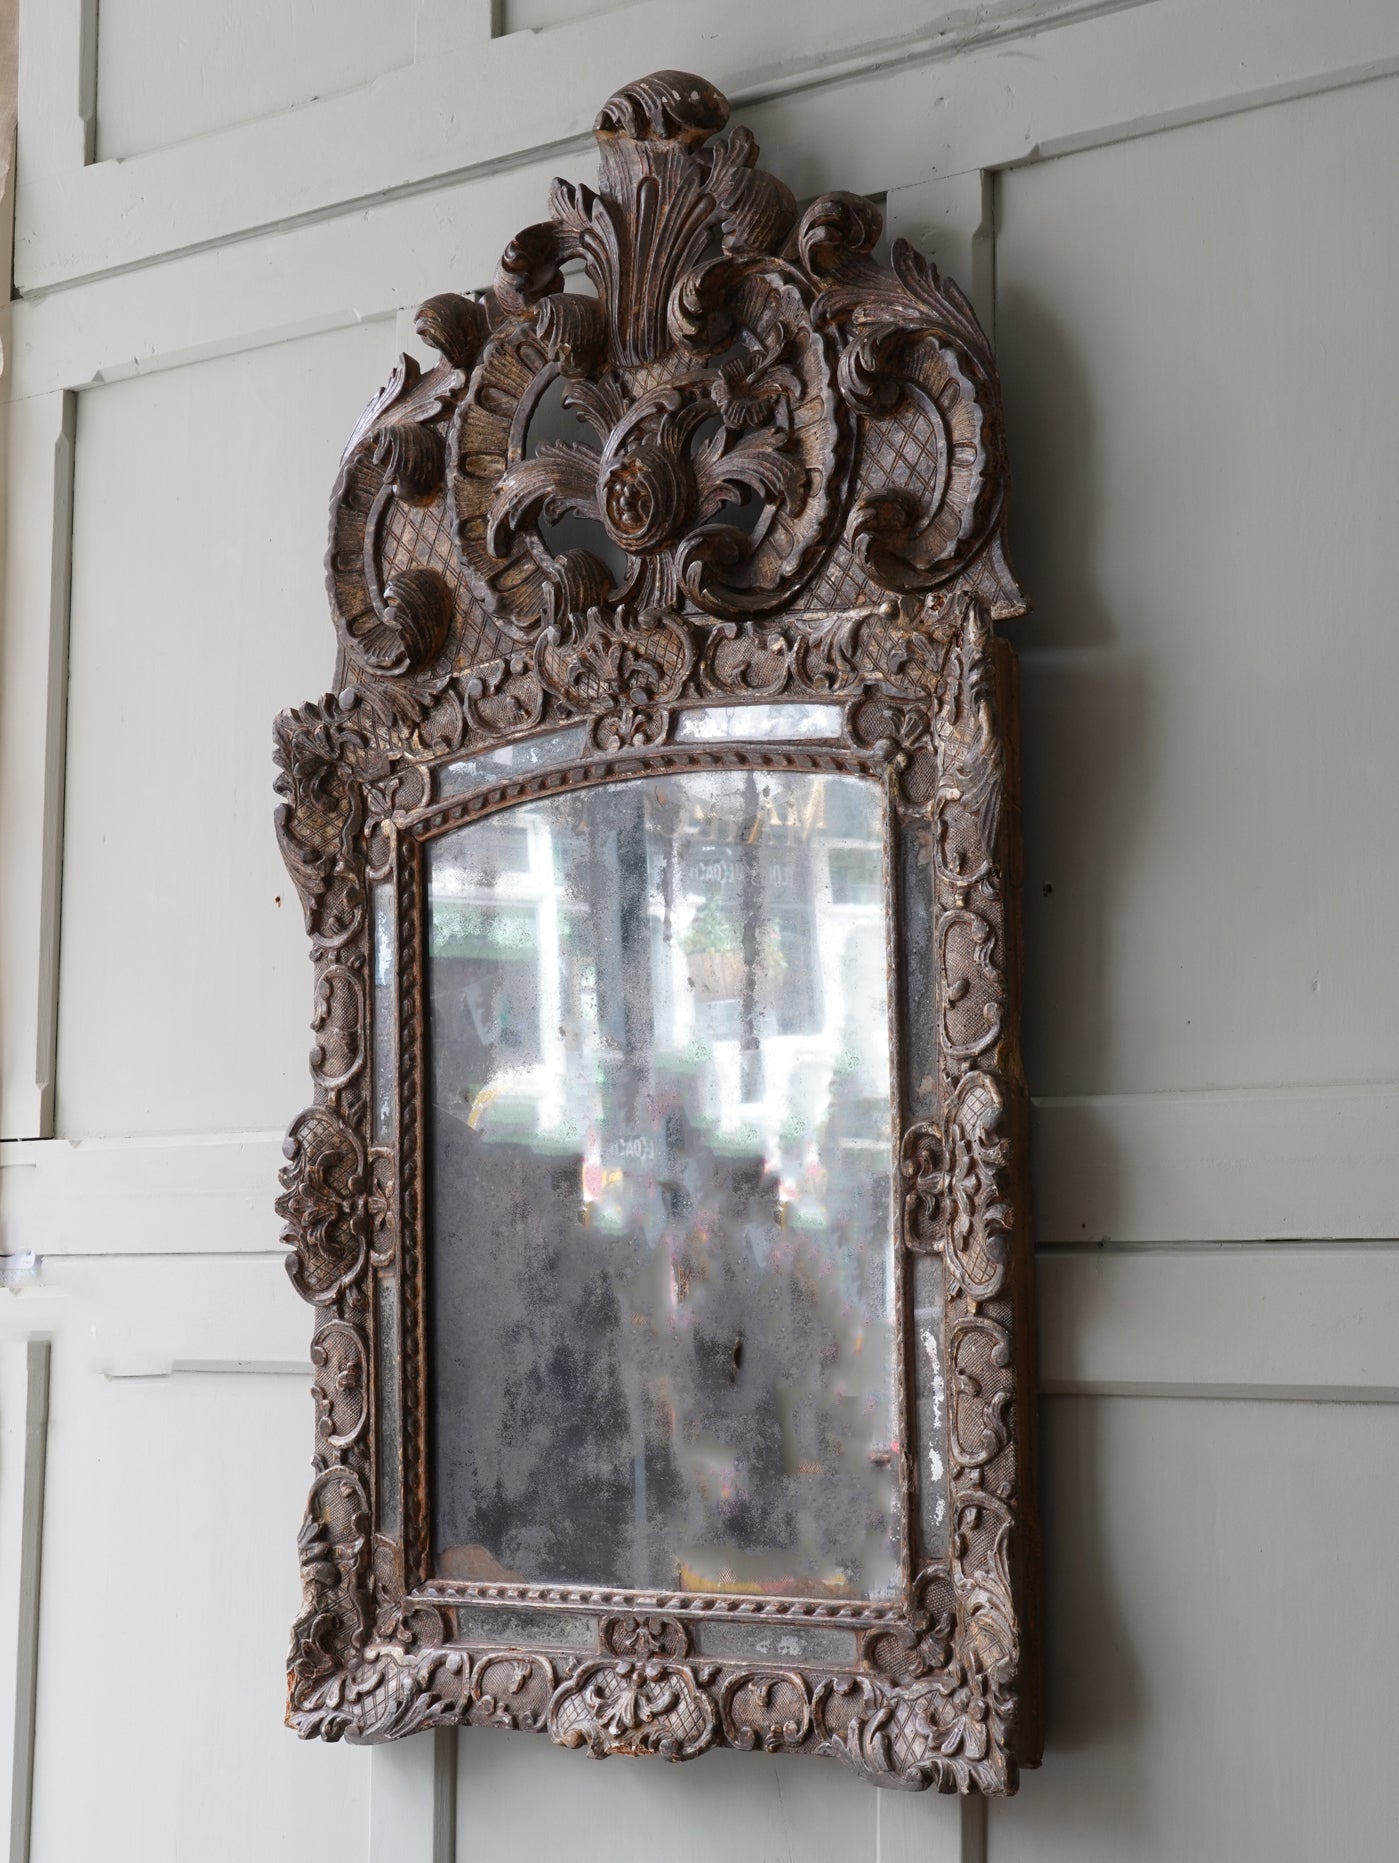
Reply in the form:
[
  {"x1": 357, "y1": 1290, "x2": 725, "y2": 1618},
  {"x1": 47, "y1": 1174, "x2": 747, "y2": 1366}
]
[{"x1": 423, "y1": 765, "x2": 903, "y2": 1602}]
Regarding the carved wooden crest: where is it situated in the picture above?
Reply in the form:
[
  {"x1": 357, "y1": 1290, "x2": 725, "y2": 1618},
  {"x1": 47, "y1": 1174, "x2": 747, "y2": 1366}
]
[{"x1": 276, "y1": 70, "x2": 1039, "y2": 1793}]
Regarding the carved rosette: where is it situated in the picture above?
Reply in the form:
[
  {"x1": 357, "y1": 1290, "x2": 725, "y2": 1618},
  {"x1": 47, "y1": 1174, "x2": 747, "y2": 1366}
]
[{"x1": 278, "y1": 67, "x2": 1034, "y2": 1785}]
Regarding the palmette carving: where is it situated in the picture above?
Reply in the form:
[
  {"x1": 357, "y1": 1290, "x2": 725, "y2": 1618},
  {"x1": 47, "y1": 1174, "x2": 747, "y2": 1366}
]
[{"x1": 277, "y1": 69, "x2": 1036, "y2": 1790}]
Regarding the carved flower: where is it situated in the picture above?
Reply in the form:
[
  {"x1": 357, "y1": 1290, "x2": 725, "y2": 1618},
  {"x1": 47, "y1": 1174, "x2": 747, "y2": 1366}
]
[
  {"x1": 602, "y1": 1614, "x2": 688, "y2": 1662},
  {"x1": 599, "y1": 445, "x2": 694, "y2": 552},
  {"x1": 366, "y1": 1155, "x2": 395, "y2": 1266}
]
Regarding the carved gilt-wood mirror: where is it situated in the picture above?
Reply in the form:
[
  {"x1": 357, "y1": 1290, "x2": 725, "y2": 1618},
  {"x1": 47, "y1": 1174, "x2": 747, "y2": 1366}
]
[{"x1": 275, "y1": 69, "x2": 1039, "y2": 1793}]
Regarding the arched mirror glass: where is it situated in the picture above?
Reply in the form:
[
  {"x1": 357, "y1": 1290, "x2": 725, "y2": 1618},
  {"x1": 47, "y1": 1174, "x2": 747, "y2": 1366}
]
[{"x1": 425, "y1": 769, "x2": 900, "y2": 1599}]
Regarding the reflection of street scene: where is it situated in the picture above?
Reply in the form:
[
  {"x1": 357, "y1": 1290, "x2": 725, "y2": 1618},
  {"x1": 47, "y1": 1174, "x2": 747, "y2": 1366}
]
[{"x1": 426, "y1": 768, "x2": 900, "y2": 1600}]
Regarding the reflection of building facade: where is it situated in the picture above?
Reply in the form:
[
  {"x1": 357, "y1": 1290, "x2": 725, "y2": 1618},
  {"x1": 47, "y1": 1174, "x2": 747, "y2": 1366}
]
[{"x1": 427, "y1": 770, "x2": 900, "y2": 1600}]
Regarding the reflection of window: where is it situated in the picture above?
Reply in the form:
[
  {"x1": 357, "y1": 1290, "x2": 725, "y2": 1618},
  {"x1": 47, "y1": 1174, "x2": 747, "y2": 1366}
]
[
  {"x1": 426, "y1": 817, "x2": 553, "y2": 1101},
  {"x1": 827, "y1": 845, "x2": 882, "y2": 906}
]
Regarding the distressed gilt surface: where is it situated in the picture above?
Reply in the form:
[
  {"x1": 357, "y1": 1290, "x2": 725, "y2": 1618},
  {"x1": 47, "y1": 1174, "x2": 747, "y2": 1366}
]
[{"x1": 274, "y1": 70, "x2": 1037, "y2": 1792}]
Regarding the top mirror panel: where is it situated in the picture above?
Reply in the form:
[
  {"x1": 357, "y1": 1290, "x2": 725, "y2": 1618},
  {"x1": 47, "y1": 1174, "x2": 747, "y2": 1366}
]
[{"x1": 672, "y1": 703, "x2": 844, "y2": 742}]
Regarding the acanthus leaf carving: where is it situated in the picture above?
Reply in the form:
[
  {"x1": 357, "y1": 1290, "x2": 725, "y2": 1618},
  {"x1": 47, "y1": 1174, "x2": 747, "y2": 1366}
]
[
  {"x1": 799, "y1": 191, "x2": 1014, "y2": 606},
  {"x1": 901, "y1": 1071, "x2": 1011, "y2": 1304},
  {"x1": 449, "y1": 75, "x2": 856, "y2": 643},
  {"x1": 288, "y1": 1466, "x2": 371, "y2": 1721},
  {"x1": 548, "y1": 1654, "x2": 719, "y2": 1762},
  {"x1": 273, "y1": 695, "x2": 366, "y2": 947},
  {"x1": 533, "y1": 603, "x2": 693, "y2": 749}
]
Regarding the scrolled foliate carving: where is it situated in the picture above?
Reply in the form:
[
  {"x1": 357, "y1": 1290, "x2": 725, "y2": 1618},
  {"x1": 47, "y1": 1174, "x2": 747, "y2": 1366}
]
[
  {"x1": 273, "y1": 696, "x2": 366, "y2": 947},
  {"x1": 721, "y1": 1671, "x2": 813, "y2": 1753},
  {"x1": 900, "y1": 1071, "x2": 1012, "y2": 1303},
  {"x1": 278, "y1": 68, "x2": 1036, "y2": 1792},
  {"x1": 473, "y1": 1654, "x2": 556, "y2": 1732},
  {"x1": 317, "y1": 65, "x2": 1025, "y2": 735},
  {"x1": 288, "y1": 1467, "x2": 370, "y2": 1722},
  {"x1": 535, "y1": 602, "x2": 693, "y2": 749},
  {"x1": 453, "y1": 113, "x2": 840, "y2": 637},
  {"x1": 802, "y1": 207, "x2": 1017, "y2": 612},
  {"x1": 549, "y1": 1617, "x2": 719, "y2": 1761}
]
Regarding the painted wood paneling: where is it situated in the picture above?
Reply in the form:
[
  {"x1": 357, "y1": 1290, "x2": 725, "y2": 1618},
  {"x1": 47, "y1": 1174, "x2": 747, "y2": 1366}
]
[
  {"x1": 14, "y1": 1263, "x2": 365, "y2": 1863},
  {"x1": 996, "y1": 76, "x2": 1399, "y2": 1101},
  {"x1": 4, "y1": 7, "x2": 1399, "y2": 1861},
  {"x1": 0, "y1": 1346, "x2": 29, "y2": 1843},
  {"x1": 12, "y1": 0, "x2": 1094, "y2": 287},
  {"x1": 0, "y1": 1135, "x2": 285, "y2": 1258},
  {"x1": 55, "y1": 320, "x2": 395, "y2": 1138},
  {"x1": 500, "y1": 0, "x2": 635, "y2": 33},
  {"x1": 1030, "y1": 1085, "x2": 1399, "y2": 1242},
  {"x1": 0, "y1": 1341, "x2": 45, "y2": 1863},
  {"x1": 15, "y1": 0, "x2": 1399, "y2": 292},
  {"x1": 12, "y1": 1076, "x2": 1399, "y2": 1267},
  {"x1": 992, "y1": 1394, "x2": 1399, "y2": 1859},
  {"x1": 95, "y1": 0, "x2": 418, "y2": 161},
  {"x1": 450, "y1": 1723, "x2": 900, "y2": 1861},
  {"x1": 1036, "y1": 1244, "x2": 1399, "y2": 1401},
  {"x1": 0, "y1": 393, "x2": 73, "y2": 1139}
]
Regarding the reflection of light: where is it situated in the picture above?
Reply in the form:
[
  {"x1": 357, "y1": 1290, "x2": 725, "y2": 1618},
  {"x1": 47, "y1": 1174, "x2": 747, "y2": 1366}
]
[{"x1": 580, "y1": 1127, "x2": 603, "y2": 1201}]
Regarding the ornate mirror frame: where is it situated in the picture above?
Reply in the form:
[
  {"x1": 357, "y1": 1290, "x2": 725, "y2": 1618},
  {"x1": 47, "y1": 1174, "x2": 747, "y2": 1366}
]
[{"x1": 275, "y1": 70, "x2": 1039, "y2": 1793}]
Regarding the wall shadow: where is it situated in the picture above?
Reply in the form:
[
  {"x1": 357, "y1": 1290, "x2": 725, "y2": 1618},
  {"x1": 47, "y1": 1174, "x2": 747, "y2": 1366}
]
[
  {"x1": 996, "y1": 283, "x2": 1157, "y2": 1118},
  {"x1": 992, "y1": 283, "x2": 1153, "y2": 1803}
]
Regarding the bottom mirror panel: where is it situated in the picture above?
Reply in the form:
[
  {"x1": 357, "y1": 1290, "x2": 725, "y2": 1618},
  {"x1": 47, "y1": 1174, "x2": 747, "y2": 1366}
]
[{"x1": 424, "y1": 767, "x2": 901, "y2": 1601}]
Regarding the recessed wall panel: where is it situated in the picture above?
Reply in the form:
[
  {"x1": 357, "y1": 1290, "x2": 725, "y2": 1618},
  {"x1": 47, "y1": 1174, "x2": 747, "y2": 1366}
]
[
  {"x1": 95, "y1": 0, "x2": 417, "y2": 161},
  {"x1": 997, "y1": 77, "x2": 1399, "y2": 1098},
  {"x1": 57, "y1": 322, "x2": 395, "y2": 1137}
]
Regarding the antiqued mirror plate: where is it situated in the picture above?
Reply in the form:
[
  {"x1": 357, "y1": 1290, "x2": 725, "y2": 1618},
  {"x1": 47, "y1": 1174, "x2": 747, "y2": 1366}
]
[
  {"x1": 425, "y1": 769, "x2": 901, "y2": 1600},
  {"x1": 275, "y1": 66, "x2": 1038, "y2": 1792}
]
